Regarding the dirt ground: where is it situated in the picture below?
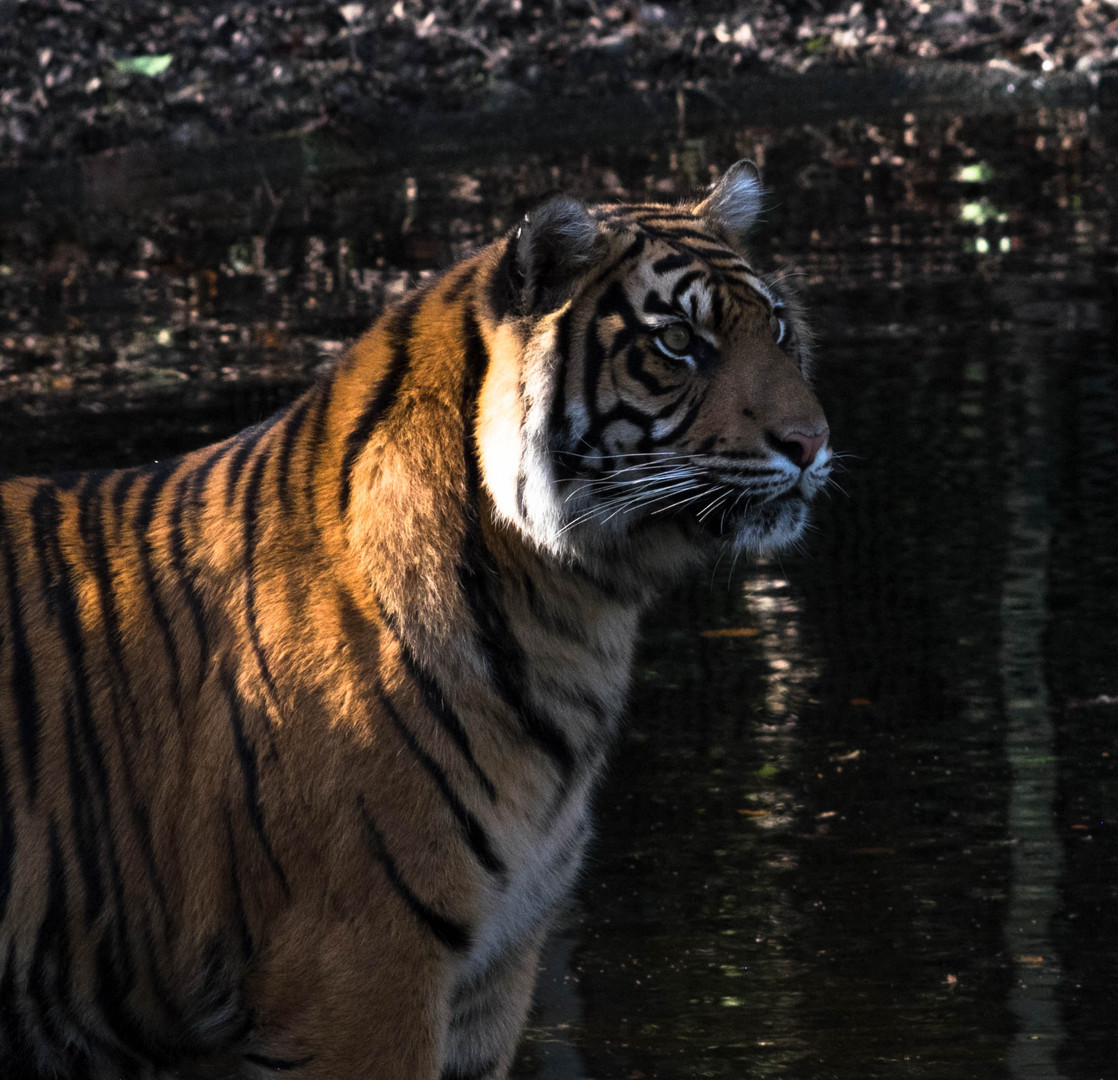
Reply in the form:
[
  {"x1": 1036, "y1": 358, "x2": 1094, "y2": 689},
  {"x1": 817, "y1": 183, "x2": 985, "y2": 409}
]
[{"x1": 2, "y1": 0, "x2": 1117, "y2": 167}]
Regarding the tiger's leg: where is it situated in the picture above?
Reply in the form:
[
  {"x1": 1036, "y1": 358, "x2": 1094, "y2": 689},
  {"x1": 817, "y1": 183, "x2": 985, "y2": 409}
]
[
  {"x1": 238, "y1": 920, "x2": 449, "y2": 1080},
  {"x1": 441, "y1": 929, "x2": 547, "y2": 1080}
]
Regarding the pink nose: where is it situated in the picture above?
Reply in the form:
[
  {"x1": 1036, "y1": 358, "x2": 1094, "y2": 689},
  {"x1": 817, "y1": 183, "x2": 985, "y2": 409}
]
[{"x1": 768, "y1": 428, "x2": 828, "y2": 469}]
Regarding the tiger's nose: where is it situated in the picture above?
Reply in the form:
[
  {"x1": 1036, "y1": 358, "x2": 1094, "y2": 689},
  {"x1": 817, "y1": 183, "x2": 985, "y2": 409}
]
[{"x1": 767, "y1": 427, "x2": 829, "y2": 469}]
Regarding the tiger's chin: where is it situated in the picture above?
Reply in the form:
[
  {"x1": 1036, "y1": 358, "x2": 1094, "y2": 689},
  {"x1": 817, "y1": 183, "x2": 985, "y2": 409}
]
[
  {"x1": 678, "y1": 489, "x2": 810, "y2": 556},
  {"x1": 577, "y1": 492, "x2": 812, "y2": 587},
  {"x1": 558, "y1": 487, "x2": 814, "y2": 578},
  {"x1": 722, "y1": 492, "x2": 810, "y2": 555}
]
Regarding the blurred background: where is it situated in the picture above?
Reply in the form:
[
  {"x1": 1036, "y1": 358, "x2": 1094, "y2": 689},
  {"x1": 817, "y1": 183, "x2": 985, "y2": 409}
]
[{"x1": 2, "y1": 3, "x2": 1117, "y2": 1078}]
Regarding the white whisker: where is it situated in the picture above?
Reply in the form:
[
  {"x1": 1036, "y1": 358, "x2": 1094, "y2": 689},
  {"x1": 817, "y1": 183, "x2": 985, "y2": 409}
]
[{"x1": 695, "y1": 490, "x2": 734, "y2": 522}]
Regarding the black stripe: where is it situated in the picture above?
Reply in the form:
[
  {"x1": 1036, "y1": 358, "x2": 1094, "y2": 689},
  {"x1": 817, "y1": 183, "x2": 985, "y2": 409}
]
[
  {"x1": 652, "y1": 251, "x2": 697, "y2": 273},
  {"x1": 32, "y1": 485, "x2": 116, "y2": 926},
  {"x1": 551, "y1": 235, "x2": 649, "y2": 474},
  {"x1": 583, "y1": 386, "x2": 694, "y2": 450},
  {"x1": 97, "y1": 814, "x2": 156, "y2": 1063},
  {"x1": 595, "y1": 205, "x2": 698, "y2": 221},
  {"x1": 654, "y1": 389, "x2": 706, "y2": 448},
  {"x1": 487, "y1": 233, "x2": 520, "y2": 319},
  {"x1": 192, "y1": 433, "x2": 244, "y2": 503},
  {"x1": 62, "y1": 466, "x2": 154, "y2": 1004},
  {"x1": 81, "y1": 474, "x2": 167, "y2": 939},
  {"x1": 555, "y1": 231, "x2": 651, "y2": 435},
  {"x1": 26, "y1": 820, "x2": 76, "y2": 1048},
  {"x1": 377, "y1": 690, "x2": 506, "y2": 878},
  {"x1": 625, "y1": 339, "x2": 686, "y2": 397},
  {"x1": 95, "y1": 932, "x2": 156, "y2": 1066},
  {"x1": 61, "y1": 697, "x2": 105, "y2": 925},
  {"x1": 242, "y1": 439, "x2": 283, "y2": 712},
  {"x1": 715, "y1": 447, "x2": 767, "y2": 461},
  {"x1": 303, "y1": 378, "x2": 334, "y2": 531},
  {"x1": 708, "y1": 251, "x2": 758, "y2": 273},
  {"x1": 599, "y1": 232, "x2": 647, "y2": 280},
  {"x1": 455, "y1": 564, "x2": 577, "y2": 778},
  {"x1": 31, "y1": 825, "x2": 143, "y2": 1076},
  {"x1": 442, "y1": 260, "x2": 481, "y2": 306},
  {"x1": 224, "y1": 816, "x2": 257, "y2": 962},
  {"x1": 670, "y1": 268, "x2": 704, "y2": 303},
  {"x1": 379, "y1": 603, "x2": 498, "y2": 803},
  {"x1": 642, "y1": 289, "x2": 676, "y2": 318},
  {"x1": 635, "y1": 223, "x2": 722, "y2": 247},
  {"x1": 128, "y1": 800, "x2": 171, "y2": 938},
  {"x1": 224, "y1": 429, "x2": 261, "y2": 511},
  {"x1": 581, "y1": 283, "x2": 620, "y2": 433},
  {"x1": 223, "y1": 411, "x2": 286, "y2": 512},
  {"x1": 220, "y1": 666, "x2": 289, "y2": 894},
  {"x1": 70, "y1": 467, "x2": 174, "y2": 941},
  {"x1": 169, "y1": 467, "x2": 212, "y2": 684},
  {"x1": 110, "y1": 464, "x2": 142, "y2": 519},
  {"x1": 275, "y1": 392, "x2": 315, "y2": 517},
  {"x1": 546, "y1": 306, "x2": 576, "y2": 483},
  {"x1": 521, "y1": 573, "x2": 590, "y2": 647},
  {"x1": 357, "y1": 798, "x2": 471, "y2": 952},
  {"x1": 132, "y1": 461, "x2": 187, "y2": 725},
  {"x1": 137, "y1": 929, "x2": 248, "y2": 1058},
  {"x1": 459, "y1": 306, "x2": 577, "y2": 780},
  {"x1": 0, "y1": 941, "x2": 28, "y2": 1058},
  {"x1": 180, "y1": 431, "x2": 270, "y2": 683},
  {"x1": 75, "y1": 470, "x2": 112, "y2": 563},
  {"x1": 77, "y1": 470, "x2": 138, "y2": 733},
  {"x1": 339, "y1": 291, "x2": 426, "y2": 517},
  {"x1": 0, "y1": 489, "x2": 41, "y2": 800},
  {"x1": 709, "y1": 282, "x2": 724, "y2": 329}
]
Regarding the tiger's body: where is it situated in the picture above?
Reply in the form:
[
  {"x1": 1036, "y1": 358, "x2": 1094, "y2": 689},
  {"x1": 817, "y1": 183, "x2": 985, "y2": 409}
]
[{"x1": 0, "y1": 163, "x2": 830, "y2": 1078}]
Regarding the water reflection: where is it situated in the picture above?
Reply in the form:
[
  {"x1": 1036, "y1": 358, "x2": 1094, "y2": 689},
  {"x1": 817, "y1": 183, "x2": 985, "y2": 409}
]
[
  {"x1": 2, "y1": 107, "x2": 1117, "y2": 1078},
  {"x1": 999, "y1": 303, "x2": 1063, "y2": 1077}
]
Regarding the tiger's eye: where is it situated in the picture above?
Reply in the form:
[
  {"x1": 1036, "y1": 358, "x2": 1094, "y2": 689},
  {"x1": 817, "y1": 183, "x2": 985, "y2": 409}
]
[
  {"x1": 658, "y1": 323, "x2": 693, "y2": 355},
  {"x1": 769, "y1": 312, "x2": 784, "y2": 342}
]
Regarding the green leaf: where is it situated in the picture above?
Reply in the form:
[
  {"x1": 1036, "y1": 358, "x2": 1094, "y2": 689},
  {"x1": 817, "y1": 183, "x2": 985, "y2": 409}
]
[{"x1": 115, "y1": 54, "x2": 174, "y2": 77}]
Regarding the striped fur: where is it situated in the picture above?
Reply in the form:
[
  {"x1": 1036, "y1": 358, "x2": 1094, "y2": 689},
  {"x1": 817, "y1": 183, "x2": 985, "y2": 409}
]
[{"x1": 0, "y1": 163, "x2": 830, "y2": 1078}]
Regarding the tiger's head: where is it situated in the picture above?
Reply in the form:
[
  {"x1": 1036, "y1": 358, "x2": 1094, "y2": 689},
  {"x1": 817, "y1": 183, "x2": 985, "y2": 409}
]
[{"x1": 477, "y1": 161, "x2": 830, "y2": 578}]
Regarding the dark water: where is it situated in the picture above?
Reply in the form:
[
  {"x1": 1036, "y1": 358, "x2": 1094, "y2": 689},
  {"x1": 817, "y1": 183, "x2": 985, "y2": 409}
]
[{"x1": 2, "y1": 107, "x2": 1117, "y2": 1080}]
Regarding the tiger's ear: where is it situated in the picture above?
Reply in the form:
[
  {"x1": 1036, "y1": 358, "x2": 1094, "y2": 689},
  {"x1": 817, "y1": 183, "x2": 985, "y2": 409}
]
[
  {"x1": 511, "y1": 195, "x2": 602, "y2": 315},
  {"x1": 695, "y1": 160, "x2": 764, "y2": 243}
]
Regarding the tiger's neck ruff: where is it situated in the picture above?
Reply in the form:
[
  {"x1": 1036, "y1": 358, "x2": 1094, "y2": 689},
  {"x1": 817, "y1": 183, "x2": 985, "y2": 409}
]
[{"x1": 0, "y1": 162, "x2": 830, "y2": 1079}]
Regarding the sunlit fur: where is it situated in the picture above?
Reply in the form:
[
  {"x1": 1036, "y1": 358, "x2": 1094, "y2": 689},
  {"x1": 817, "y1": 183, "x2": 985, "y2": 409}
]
[{"x1": 0, "y1": 163, "x2": 829, "y2": 1079}]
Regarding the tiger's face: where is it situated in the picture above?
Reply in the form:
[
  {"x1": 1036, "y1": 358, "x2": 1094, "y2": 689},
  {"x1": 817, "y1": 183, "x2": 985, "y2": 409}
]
[
  {"x1": 557, "y1": 228, "x2": 829, "y2": 556},
  {"x1": 480, "y1": 162, "x2": 831, "y2": 572}
]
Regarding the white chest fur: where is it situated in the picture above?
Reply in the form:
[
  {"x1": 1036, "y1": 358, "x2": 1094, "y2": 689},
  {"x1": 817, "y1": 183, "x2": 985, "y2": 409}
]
[{"x1": 464, "y1": 768, "x2": 597, "y2": 977}]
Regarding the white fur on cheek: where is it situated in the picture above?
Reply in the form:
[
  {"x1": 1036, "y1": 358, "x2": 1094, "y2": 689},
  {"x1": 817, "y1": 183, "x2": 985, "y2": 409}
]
[
  {"x1": 476, "y1": 323, "x2": 526, "y2": 527},
  {"x1": 476, "y1": 321, "x2": 569, "y2": 557}
]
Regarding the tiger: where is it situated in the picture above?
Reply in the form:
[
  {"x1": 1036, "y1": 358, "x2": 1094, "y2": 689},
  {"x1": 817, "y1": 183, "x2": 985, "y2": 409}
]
[{"x1": 0, "y1": 160, "x2": 830, "y2": 1079}]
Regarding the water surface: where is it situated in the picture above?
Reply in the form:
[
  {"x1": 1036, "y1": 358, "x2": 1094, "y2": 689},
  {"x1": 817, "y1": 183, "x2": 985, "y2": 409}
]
[{"x1": 2, "y1": 107, "x2": 1116, "y2": 1080}]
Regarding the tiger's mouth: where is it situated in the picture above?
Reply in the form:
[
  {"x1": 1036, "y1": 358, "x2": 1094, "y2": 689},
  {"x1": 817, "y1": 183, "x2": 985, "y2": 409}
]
[
  {"x1": 559, "y1": 456, "x2": 822, "y2": 554},
  {"x1": 603, "y1": 473, "x2": 810, "y2": 550},
  {"x1": 685, "y1": 485, "x2": 807, "y2": 540}
]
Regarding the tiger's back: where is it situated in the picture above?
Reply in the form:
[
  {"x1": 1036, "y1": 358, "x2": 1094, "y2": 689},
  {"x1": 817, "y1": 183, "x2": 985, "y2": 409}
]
[{"x1": 0, "y1": 162, "x2": 831, "y2": 1079}]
